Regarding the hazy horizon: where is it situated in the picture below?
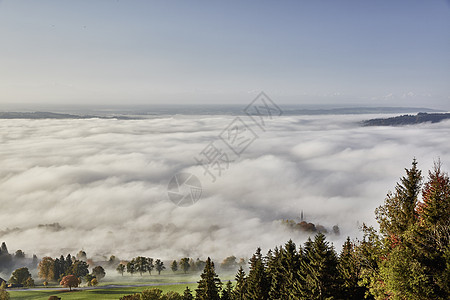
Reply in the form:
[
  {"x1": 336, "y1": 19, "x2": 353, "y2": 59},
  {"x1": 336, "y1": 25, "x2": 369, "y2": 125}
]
[{"x1": 1, "y1": 1, "x2": 449, "y2": 108}]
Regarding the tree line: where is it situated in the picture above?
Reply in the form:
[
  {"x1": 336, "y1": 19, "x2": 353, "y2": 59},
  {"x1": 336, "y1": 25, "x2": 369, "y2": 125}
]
[
  {"x1": 1, "y1": 159, "x2": 448, "y2": 300},
  {"x1": 120, "y1": 159, "x2": 449, "y2": 300}
]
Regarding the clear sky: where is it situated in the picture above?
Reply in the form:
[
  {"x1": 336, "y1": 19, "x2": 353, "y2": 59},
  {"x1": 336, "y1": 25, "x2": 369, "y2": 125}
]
[{"x1": 0, "y1": 0, "x2": 449, "y2": 108}]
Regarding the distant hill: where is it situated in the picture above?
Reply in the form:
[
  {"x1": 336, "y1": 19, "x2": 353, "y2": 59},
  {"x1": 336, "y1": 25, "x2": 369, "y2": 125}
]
[
  {"x1": 283, "y1": 106, "x2": 440, "y2": 115},
  {"x1": 0, "y1": 111, "x2": 135, "y2": 120},
  {"x1": 363, "y1": 112, "x2": 450, "y2": 126}
]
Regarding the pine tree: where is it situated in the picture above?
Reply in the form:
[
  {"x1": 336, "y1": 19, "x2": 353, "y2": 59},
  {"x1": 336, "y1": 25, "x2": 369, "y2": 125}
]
[
  {"x1": 233, "y1": 266, "x2": 247, "y2": 300},
  {"x1": 171, "y1": 260, "x2": 178, "y2": 273},
  {"x1": 280, "y1": 240, "x2": 302, "y2": 300},
  {"x1": 183, "y1": 286, "x2": 194, "y2": 300},
  {"x1": 266, "y1": 247, "x2": 283, "y2": 300},
  {"x1": 0, "y1": 243, "x2": 7, "y2": 254},
  {"x1": 195, "y1": 257, "x2": 222, "y2": 300},
  {"x1": 420, "y1": 160, "x2": 450, "y2": 229},
  {"x1": 299, "y1": 233, "x2": 339, "y2": 300},
  {"x1": 245, "y1": 248, "x2": 269, "y2": 300},
  {"x1": 376, "y1": 158, "x2": 422, "y2": 239},
  {"x1": 410, "y1": 160, "x2": 450, "y2": 299},
  {"x1": 337, "y1": 237, "x2": 364, "y2": 299},
  {"x1": 221, "y1": 281, "x2": 233, "y2": 300}
]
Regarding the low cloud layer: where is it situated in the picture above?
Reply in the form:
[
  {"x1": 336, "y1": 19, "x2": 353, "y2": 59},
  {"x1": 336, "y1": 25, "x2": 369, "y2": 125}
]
[{"x1": 1, "y1": 115, "x2": 449, "y2": 261}]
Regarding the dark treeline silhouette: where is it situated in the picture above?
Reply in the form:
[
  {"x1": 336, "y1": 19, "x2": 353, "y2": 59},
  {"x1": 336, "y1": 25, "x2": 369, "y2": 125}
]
[{"x1": 363, "y1": 112, "x2": 450, "y2": 126}]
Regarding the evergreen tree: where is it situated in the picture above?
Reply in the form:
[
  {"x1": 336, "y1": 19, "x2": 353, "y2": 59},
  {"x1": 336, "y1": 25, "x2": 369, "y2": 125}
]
[
  {"x1": 337, "y1": 237, "x2": 365, "y2": 299},
  {"x1": 280, "y1": 240, "x2": 302, "y2": 300},
  {"x1": 409, "y1": 161, "x2": 450, "y2": 299},
  {"x1": 0, "y1": 243, "x2": 7, "y2": 254},
  {"x1": 266, "y1": 247, "x2": 283, "y2": 300},
  {"x1": 195, "y1": 257, "x2": 222, "y2": 300},
  {"x1": 221, "y1": 281, "x2": 233, "y2": 300},
  {"x1": 245, "y1": 248, "x2": 269, "y2": 300},
  {"x1": 183, "y1": 286, "x2": 194, "y2": 300},
  {"x1": 233, "y1": 266, "x2": 247, "y2": 300},
  {"x1": 420, "y1": 160, "x2": 450, "y2": 229},
  {"x1": 375, "y1": 158, "x2": 422, "y2": 239},
  {"x1": 298, "y1": 233, "x2": 338, "y2": 300}
]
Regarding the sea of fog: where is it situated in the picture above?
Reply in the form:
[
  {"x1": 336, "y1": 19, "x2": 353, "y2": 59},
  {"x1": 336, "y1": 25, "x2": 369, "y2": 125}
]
[{"x1": 0, "y1": 111, "x2": 449, "y2": 262}]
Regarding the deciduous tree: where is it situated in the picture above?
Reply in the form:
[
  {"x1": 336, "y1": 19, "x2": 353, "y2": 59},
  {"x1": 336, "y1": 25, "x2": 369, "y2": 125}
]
[{"x1": 60, "y1": 275, "x2": 78, "y2": 291}]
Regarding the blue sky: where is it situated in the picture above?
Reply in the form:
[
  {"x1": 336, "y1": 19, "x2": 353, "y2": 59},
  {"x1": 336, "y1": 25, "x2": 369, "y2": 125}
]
[{"x1": 0, "y1": 0, "x2": 449, "y2": 108}]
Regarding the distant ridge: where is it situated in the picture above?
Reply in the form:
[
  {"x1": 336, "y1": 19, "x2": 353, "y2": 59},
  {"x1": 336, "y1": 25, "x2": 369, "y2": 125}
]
[
  {"x1": 363, "y1": 112, "x2": 450, "y2": 126},
  {"x1": 0, "y1": 106, "x2": 442, "y2": 118},
  {"x1": 281, "y1": 106, "x2": 441, "y2": 115},
  {"x1": 0, "y1": 111, "x2": 136, "y2": 120}
]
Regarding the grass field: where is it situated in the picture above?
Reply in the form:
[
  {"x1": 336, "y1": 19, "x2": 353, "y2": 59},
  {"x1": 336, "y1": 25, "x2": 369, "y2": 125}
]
[
  {"x1": 8, "y1": 283, "x2": 198, "y2": 300},
  {"x1": 6, "y1": 271, "x2": 236, "y2": 300}
]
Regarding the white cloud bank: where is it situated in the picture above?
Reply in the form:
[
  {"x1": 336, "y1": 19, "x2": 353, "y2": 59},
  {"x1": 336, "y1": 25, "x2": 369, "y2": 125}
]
[{"x1": 0, "y1": 115, "x2": 449, "y2": 261}]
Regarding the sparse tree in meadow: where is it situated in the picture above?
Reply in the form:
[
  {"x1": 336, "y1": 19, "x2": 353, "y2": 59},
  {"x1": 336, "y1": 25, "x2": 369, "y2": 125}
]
[
  {"x1": 60, "y1": 274, "x2": 78, "y2": 291},
  {"x1": 38, "y1": 257, "x2": 55, "y2": 282},
  {"x1": 171, "y1": 260, "x2": 178, "y2": 273},
  {"x1": 127, "y1": 261, "x2": 136, "y2": 276},
  {"x1": 146, "y1": 257, "x2": 154, "y2": 275},
  {"x1": 108, "y1": 255, "x2": 117, "y2": 266},
  {"x1": 76, "y1": 250, "x2": 87, "y2": 261},
  {"x1": 180, "y1": 258, "x2": 190, "y2": 274},
  {"x1": 67, "y1": 260, "x2": 89, "y2": 278},
  {"x1": 14, "y1": 250, "x2": 25, "y2": 260},
  {"x1": 155, "y1": 259, "x2": 165, "y2": 275},
  {"x1": 116, "y1": 263, "x2": 126, "y2": 276},
  {"x1": 220, "y1": 256, "x2": 237, "y2": 271},
  {"x1": 9, "y1": 267, "x2": 33, "y2": 286},
  {"x1": 134, "y1": 257, "x2": 148, "y2": 276},
  {"x1": 92, "y1": 266, "x2": 106, "y2": 281}
]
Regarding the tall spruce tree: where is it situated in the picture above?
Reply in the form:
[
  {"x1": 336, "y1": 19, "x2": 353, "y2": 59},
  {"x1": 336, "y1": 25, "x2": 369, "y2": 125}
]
[
  {"x1": 376, "y1": 158, "x2": 422, "y2": 239},
  {"x1": 195, "y1": 257, "x2": 222, "y2": 300},
  {"x1": 337, "y1": 237, "x2": 365, "y2": 299},
  {"x1": 233, "y1": 266, "x2": 247, "y2": 300},
  {"x1": 221, "y1": 281, "x2": 233, "y2": 300},
  {"x1": 299, "y1": 233, "x2": 338, "y2": 300},
  {"x1": 245, "y1": 248, "x2": 269, "y2": 300},
  {"x1": 183, "y1": 286, "x2": 194, "y2": 300},
  {"x1": 410, "y1": 161, "x2": 450, "y2": 299}
]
